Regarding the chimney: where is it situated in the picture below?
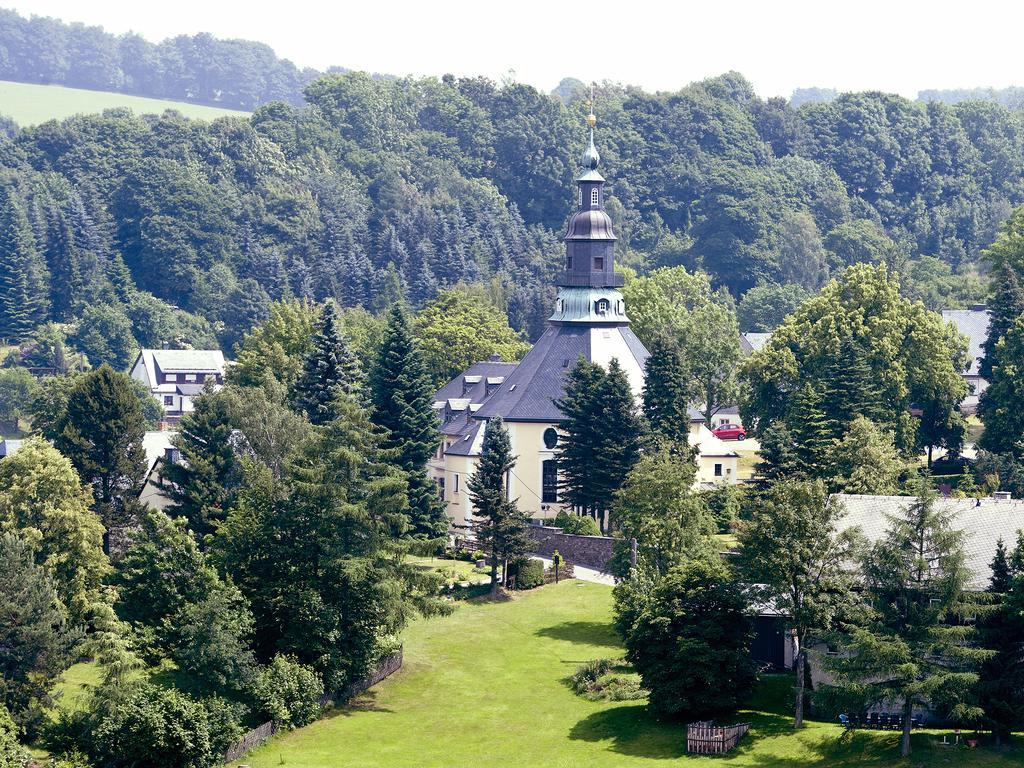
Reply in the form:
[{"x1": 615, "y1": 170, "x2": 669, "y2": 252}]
[{"x1": 993, "y1": 491, "x2": 1012, "y2": 501}]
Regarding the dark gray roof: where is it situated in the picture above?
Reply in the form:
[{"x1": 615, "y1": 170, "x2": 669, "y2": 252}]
[
  {"x1": 434, "y1": 361, "x2": 517, "y2": 405},
  {"x1": 474, "y1": 324, "x2": 648, "y2": 423},
  {"x1": 445, "y1": 420, "x2": 485, "y2": 457},
  {"x1": 942, "y1": 309, "x2": 990, "y2": 376},
  {"x1": 834, "y1": 493, "x2": 1024, "y2": 590}
]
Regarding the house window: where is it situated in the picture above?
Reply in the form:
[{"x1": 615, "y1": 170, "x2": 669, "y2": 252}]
[
  {"x1": 437, "y1": 477, "x2": 445, "y2": 500},
  {"x1": 593, "y1": 256, "x2": 604, "y2": 270},
  {"x1": 590, "y1": 188, "x2": 599, "y2": 207},
  {"x1": 163, "y1": 395, "x2": 174, "y2": 406},
  {"x1": 185, "y1": 374, "x2": 196, "y2": 382},
  {"x1": 453, "y1": 474, "x2": 460, "y2": 495},
  {"x1": 543, "y1": 427, "x2": 558, "y2": 449},
  {"x1": 165, "y1": 373, "x2": 177, "y2": 382},
  {"x1": 714, "y1": 463, "x2": 723, "y2": 477},
  {"x1": 542, "y1": 459, "x2": 558, "y2": 503}
]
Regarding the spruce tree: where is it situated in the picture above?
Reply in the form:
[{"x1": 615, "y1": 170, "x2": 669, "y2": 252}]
[
  {"x1": 0, "y1": 182, "x2": 49, "y2": 342},
  {"x1": 41, "y1": 201, "x2": 80, "y2": 321},
  {"x1": 369, "y1": 305, "x2": 446, "y2": 538},
  {"x1": 827, "y1": 482, "x2": 989, "y2": 757},
  {"x1": 977, "y1": 538, "x2": 1024, "y2": 744},
  {"x1": 467, "y1": 417, "x2": 530, "y2": 593},
  {"x1": 642, "y1": 334, "x2": 692, "y2": 449},
  {"x1": 979, "y1": 315, "x2": 1024, "y2": 457},
  {"x1": 57, "y1": 365, "x2": 147, "y2": 532},
  {"x1": 164, "y1": 388, "x2": 242, "y2": 539},
  {"x1": 981, "y1": 259, "x2": 1024, "y2": 380},
  {"x1": 754, "y1": 420, "x2": 801, "y2": 484},
  {"x1": 293, "y1": 300, "x2": 363, "y2": 424},
  {"x1": 787, "y1": 382, "x2": 835, "y2": 478},
  {"x1": 822, "y1": 334, "x2": 885, "y2": 431},
  {"x1": 556, "y1": 357, "x2": 642, "y2": 528}
]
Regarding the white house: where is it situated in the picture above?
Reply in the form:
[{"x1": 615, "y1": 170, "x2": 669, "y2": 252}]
[{"x1": 130, "y1": 349, "x2": 226, "y2": 423}]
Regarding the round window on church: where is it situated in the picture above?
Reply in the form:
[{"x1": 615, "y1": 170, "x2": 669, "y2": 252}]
[{"x1": 543, "y1": 427, "x2": 558, "y2": 450}]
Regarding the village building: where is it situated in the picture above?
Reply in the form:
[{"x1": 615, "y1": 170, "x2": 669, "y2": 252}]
[
  {"x1": 941, "y1": 305, "x2": 990, "y2": 413},
  {"x1": 130, "y1": 349, "x2": 226, "y2": 425},
  {"x1": 429, "y1": 117, "x2": 738, "y2": 527}
]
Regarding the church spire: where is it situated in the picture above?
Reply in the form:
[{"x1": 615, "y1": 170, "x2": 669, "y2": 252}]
[{"x1": 559, "y1": 93, "x2": 622, "y2": 291}]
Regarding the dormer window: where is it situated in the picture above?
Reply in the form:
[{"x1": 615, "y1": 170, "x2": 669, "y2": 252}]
[
  {"x1": 595, "y1": 299, "x2": 609, "y2": 316},
  {"x1": 556, "y1": 299, "x2": 564, "y2": 313},
  {"x1": 590, "y1": 188, "x2": 599, "y2": 207}
]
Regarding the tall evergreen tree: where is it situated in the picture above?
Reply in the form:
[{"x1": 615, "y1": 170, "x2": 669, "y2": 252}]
[
  {"x1": 164, "y1": 388, "x2": 242, "y2": 539},
  {"x1": 40, "y1": 200, "x2": 80, "y2": 321},
  {"x1": 977, "y1": 538, "x2": 1024, "y2": 744},
  {"x1": 827, "y1": 482, "x2": 989, "y2": 757},
  {"x1": 56, "y1": 365, "x2": 146, "y2": 531},
  {"x1": 0, "y1": 182, "x2": 49, "y2": 342},
  {"x1": 293, "y1": 300, "x2": 363, "y2": 424},
  {"x1": 642, "y1": 334, "x2": 692, "y2": 449},
  {"x1": 753, "y1": 420, "x2": 801, "y2": 484},
  {"x1": 467, "y1": 417, "x2": 530, "y2": 593},
  {"x1": 981, "y1": 232, "x2": 1024, "y2": 381},
  {"x1": 556, "y1": 357, "x2": 642, "y2": 527},
  {"x1": 979, "y1": 315, "x2": 1024, "y2": 457},
  {"x1": 369, "y1": 305, "x2": 446, "y2": 538},
  {"x1": 788, "y1": 382, "x2": 835, "y2": 478}
]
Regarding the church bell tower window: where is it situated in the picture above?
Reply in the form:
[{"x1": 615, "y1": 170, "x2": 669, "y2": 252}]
[{"x1": 590, "y1": 188, "x2": 599, "y2": 207}]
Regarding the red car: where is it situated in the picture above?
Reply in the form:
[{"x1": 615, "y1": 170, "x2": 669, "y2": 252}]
[{"x1": 712, "y1": 424, "x2": 747, "y2": 441}]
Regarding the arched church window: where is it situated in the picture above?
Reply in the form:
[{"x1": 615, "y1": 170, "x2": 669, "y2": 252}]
[{"x1": 590, "y1": 188, "x2": 599, "y2": 207}]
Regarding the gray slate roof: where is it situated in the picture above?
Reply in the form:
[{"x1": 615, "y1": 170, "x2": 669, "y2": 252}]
[
  {"x1": 434, "y1": 361, "x2": 517, "y2": 405},
  {"x1": 152, "y1": 349, "x2": 226, "y2": 373},
  {"x1": 941, "y1": 308, "x2": 990, "y2": 376},
  {"x1": 834, "y1": 493, "x2": 1024, "y2": 589},
  {"x1": 473, "y1": 323, "x2": 648, "y2": 423}
]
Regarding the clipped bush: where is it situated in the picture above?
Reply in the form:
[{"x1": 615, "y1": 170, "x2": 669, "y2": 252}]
[
  {"x1": 250, "y1": 654, "x2": 324, "y2": 729},
  {"x1": 552, "y1": 510, "x2": 601, "y2": 536},
  {"x1": 509, "y1": 558, "x2": 544, "y2": 590}
]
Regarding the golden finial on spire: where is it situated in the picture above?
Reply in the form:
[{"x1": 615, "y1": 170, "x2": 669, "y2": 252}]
[{"x1": 587, "y1": 83, "x2": 597, "y2": 127}]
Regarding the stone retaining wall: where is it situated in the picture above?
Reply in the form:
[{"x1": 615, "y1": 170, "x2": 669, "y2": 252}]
[{"x1": 527, "y1": 525, "x2": 614, "y2": 572}]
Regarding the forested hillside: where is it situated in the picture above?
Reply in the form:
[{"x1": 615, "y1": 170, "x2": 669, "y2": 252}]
[{"x1": 2, "y1": 62, "x2": 1024, "y2": 359}]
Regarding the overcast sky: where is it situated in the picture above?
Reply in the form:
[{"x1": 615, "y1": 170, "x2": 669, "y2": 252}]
[{"x1": 8, "y1": 0, "x2": 1024, "y2": 99}]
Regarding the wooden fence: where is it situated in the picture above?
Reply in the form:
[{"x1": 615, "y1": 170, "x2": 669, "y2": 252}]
[
  {"x1": 686, "y1": 720, "x2": 751, "y2": 755},
  {"x1": 222, "y1": 647, "x2": 403, "y2": 764}
]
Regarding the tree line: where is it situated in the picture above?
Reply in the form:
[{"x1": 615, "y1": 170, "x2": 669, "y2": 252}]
[{"x1": 0, "y1": 8, "x2": 327, "y2": 109}]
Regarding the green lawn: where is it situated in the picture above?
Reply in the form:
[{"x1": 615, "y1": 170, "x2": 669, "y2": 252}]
[
  {"x1": 233, "y1": 581, "x2": 1024, "y2": 767},
  {"x1": 406, "y1": 555, "x2": 491, "y2": 585},
  {"x1": 0, "y1": 80, "x2": 248, "y2": 126}
]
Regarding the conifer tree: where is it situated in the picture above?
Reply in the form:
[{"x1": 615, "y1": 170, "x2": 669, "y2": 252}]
[
  {"x1": 41, "y1": 201, "x2": 81, "y2": 321},
  {"x1": 827, "y1": 482, "x2": 989, "y2": 757},
  {"x1": 642, "y1": 334, "x2": 692, "y2": 449},
  {"x1": 823, "y1": 334, "x2": 885, "y2": 431},
  {"x1": 292, "y1": 300, "x2": 364, "y2": 424},
  {"x1": 977, "y1": 538, "x2": 1024, "y2": 744},
  {"x1": 979, "y1": 315, "x2": 1024, "y2": 457},
  {"x1": 164, "y1": 388, "x2": 242, "y2": 539},
  {"x1": 981, "y1": 251, "x2": 1024, "y2": 380},
  {"x1": 753, "y1": 420, "x2": 801, "y2": 484},
  {"x1": 0, "y1": 182, "x2": 49, "y2": 342},
  {"x1": 557, "y1": 357, "x2": 642, "y2": 527},
  {"x1": 467, "y1": 417, "x2": 530, "y2": 593},
  {"x1": 369, "y1": 305, "x2": 446, "y2": 538},
  {"x1": 57, "y1": 365, "x2": 146, "y2": 531},
  {"x1": 788, "y1": 382, "x2": 835, "y2": 478}
]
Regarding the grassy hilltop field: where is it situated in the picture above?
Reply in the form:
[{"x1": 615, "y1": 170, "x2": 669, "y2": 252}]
[
  {"x1": 230, "y1": 582, "x2": 1024, "y2": 768},
  {"x1": 0, "y1": 80, "x2": 248, "y2": 126}
]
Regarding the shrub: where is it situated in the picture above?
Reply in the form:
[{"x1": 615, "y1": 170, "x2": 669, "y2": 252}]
[
  {"x1": 552, "y1": 510, "x2": 601, "y2": 536},
  {"x1": 569, "y1": 659, "x2": 646, "y2": 701},
  {"x1": 510, "y1": 558, "x2": 544, "y2": 590},
  {"x1": 250, "y1": 654, "x2": 324, "y2": 729},
  {"x1": 0, "y1": 703, "x2": 30, "y2": 767},
  {"x1": 47, "y1": 682, "x2": 242, "y2": 768}
]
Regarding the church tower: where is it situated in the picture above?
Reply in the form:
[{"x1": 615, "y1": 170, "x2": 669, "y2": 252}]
[{"x1": 431, "y1": 106, "x2": 739, "y2": 525}]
